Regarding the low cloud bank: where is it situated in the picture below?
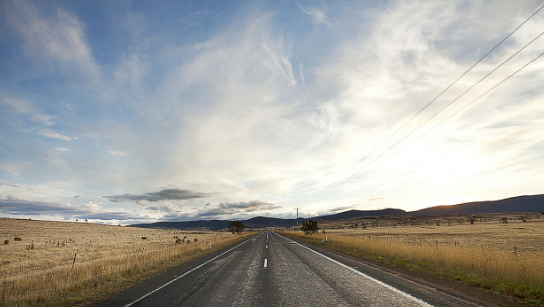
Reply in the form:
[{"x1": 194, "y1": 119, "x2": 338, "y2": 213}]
[
  {"x1": 104, "y1": 188, "x2": 214, "y2": 204},
  {"x1": 0, "y1": 196, "x2": 144, "y2": 220},
  {"x1": 193, "y1": 200, "x2": 282, "y2": 219}
]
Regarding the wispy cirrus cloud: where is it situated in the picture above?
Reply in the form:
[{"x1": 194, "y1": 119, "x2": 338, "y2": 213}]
[
  {"x1": 0, "y1": 162, "x2": 33, "y2": 175},
  {"x1": 0, "y1": 96, "x2": 71, "y2": 141},
  {"x1": 298, "y1": 3, "x2": 331, "y2": 27},
  {"x1": 0, "y1": 97, "x2": 55, "y2": 126},
  {"x1": 37, "y1": 128, "x2": 72, "y2": 141},
  {"x1": 107, "y1": 150, "x2": 127, "y2": 157},
  {"x1": 1, "y1": 1, "x2": 543, "y2": 224},
  {"x1": 2, "y1": 0, "x2": 99, "y2": 76}
]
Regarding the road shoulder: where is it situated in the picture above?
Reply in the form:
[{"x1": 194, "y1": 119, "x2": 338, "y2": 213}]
[
  {"x1": 86, "y1": 233, "x2": 257, "y2": 307},
  {"x1": 280, "y1": 232, "x2": 528, "y2": 307}
]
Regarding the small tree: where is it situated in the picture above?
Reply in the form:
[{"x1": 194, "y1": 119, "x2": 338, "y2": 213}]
[
  {"x1": 228, "y1": 220, "x2": 245, "y2": 234},
  {"x1": 301, "y1": 219, "x2": 319, "y2": 235}
]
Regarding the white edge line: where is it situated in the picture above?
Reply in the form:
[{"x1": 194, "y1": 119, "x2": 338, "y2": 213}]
[
  {"x1": 124, "y1": 236, "x2": 252, "y2": 307},
  {"x1": 277, "y1": 233, "x2": 433, "y2": 307}
]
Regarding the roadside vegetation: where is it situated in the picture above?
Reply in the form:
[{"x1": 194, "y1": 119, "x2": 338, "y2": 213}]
[
  {"x1": 300, "y1": 219, "x2": 319, "y2": 234},
  {"x1": 228, "y1": 220, "x2": 245, "y2": 233},
  {"x1": 0, "y1": 218, "x2": 255, "y2": 307},
  {"x1": 283, "y1": 213, "x2": 544, "y2": 305}
]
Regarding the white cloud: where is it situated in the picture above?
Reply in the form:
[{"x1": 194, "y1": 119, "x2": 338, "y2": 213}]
[
  {"x1": 0, "y1": 162, "x2": 32, "y2": 175},
  {"x1": 38, "y1": 128, "x2": 72, "y2": 141},
  {"x1": 1, "y1": 1, "x2": 543, "y2": 223},
  {"x1": 304, "y1": 0, "x2": 544, "y2": 210},
  {"x1": 0, "y1": 196, "x2": 145, "y2": 221},
  {"x1": 45, "y1": 148, "x2": 71, "y2": 169},
  {"x1": 114, "y1": 54, "x2": 149, "y2": 90},
  {"x1": 0, "y1": 97, "x2": 55, "y2": 126},
  {"x1": 299, "y1": 3, "x2": 331, "y2": 27},
  {"x1": 107, "y1": 150, "x2": 127, "y2": 157},
  {"x1": 3, "y1": 0, "x2": 99, "y2": 77}
]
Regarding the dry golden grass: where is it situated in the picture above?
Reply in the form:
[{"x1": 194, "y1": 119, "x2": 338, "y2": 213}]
[
  {"x1": 283, "y1": 216, "x2": 544, "y2": 304},
  {"x1": 322, "y1": 217, "x2": 544, "y2": 252},
  {"x1": 0, "y1": 218, "x2": 255, "y2": 306}
]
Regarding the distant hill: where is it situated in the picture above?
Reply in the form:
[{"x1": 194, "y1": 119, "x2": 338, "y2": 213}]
[
  {"x1": 132, "y1": 216, "x2": 300, "y2": 230},
  {"x1": 314, "y1": 194, "x2": 544, "y2": 220},
  {"x1": 314, "y1": 208, "x2": 408, "y2": 221},
  {"x1": 409, "y1": 194, "x2": 544, "y2": 216},
  {"x1": 243, "y1": 216, "x2": 298, "y2": 228},
  {"x1": 133, "y1": 220, "x2": 228, "y2": 230},
  {"x1": 131, "y1": 194, "x2": 544, "y2": 230}
]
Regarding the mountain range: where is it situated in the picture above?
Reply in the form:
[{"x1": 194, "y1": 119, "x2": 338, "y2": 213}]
[{"x1": 131, "y1": 194, "x2": 544, "y2": 230}]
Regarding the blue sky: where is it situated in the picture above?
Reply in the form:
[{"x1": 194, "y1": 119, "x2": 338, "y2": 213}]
[{"x1": 1, "y1": 0, "x2": 543, "y2": 225}]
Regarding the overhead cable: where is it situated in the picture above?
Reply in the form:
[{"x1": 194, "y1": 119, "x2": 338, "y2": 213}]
[{"x1": 306, "y1": 2, "x2": 544, "y2": 204}]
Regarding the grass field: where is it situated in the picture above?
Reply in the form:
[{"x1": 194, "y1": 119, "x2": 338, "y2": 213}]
[
  {"x1": 283, "y1": 213, "x2": 544, "y2": 305},
  {"x1": 0, "y1": 218, "x2": 255, "y2": 307}
]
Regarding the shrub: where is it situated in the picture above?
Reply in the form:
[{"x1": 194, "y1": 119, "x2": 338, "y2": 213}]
[
  {"x1": 4, "y1": 239, "x2": 10, "y2": 245},
  {"x1": 228, "y1": 220, "x2": 245, "y2": 234},
  {"x1": 14, "y1": 237, "x2": 22, "y2": 241},
  {"x1": 175, "y1": 238, "x2": 182, "y2": 244},
  {"x1": 141, "y1": 237, "x2": 147, "y2": 240},
  {"x1": 301, "y1": 219, "x2": 319, "y2": 235}
]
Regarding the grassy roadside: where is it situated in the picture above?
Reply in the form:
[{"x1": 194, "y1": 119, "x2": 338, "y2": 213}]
[
  {"x1": 282, "y1": 231, "x2": 544, "y2": 305},
  {"x1": 1, "y1": 231, "x2": 256, "y2": 307}
]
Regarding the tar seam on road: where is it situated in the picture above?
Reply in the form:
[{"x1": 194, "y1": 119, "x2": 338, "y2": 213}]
[
  {"x1": 278, "y1": 234, "x2": 433, "y2": 307},
  {"x1": 123, "y1": 235, "x2": 254, "y2": 307}
]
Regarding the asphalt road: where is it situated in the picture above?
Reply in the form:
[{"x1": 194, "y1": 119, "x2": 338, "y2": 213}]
[{"x1": 94, "y1": 232, "x2": 496, "y2": 307}]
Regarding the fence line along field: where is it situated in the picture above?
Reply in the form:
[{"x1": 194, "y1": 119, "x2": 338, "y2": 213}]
[
  {"x1": 283, "y1": 212, "x2": 544, "y2": 304},
  {"x1": 0, "y1": 217, "x2": 254, "y2": 307}
]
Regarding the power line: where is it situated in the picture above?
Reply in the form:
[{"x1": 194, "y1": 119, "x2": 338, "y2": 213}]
[
  {"x1": 305, "y1": 2, "x2": 544, "y2": 205},
  {"x1": 347, "y1": 51, "x2": 544, "y2": 189},
  {"x1": 314, "y1": 28, "x2": 544, "y2": 203}
]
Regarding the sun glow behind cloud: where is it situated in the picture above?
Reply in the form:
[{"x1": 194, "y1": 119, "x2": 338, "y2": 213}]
[{"x1": 0, "y1": 0, "x2": 543, "y2": 224}]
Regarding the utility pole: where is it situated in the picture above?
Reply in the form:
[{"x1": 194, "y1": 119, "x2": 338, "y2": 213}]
[{"x1": 296, "y1": 207, "x2": 299, "y2": 232}]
